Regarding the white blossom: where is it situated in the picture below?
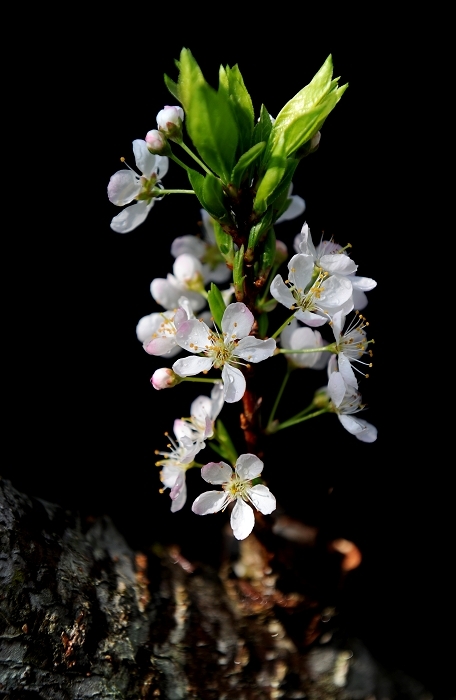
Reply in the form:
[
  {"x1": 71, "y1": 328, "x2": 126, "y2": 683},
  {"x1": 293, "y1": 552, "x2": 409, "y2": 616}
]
[
  {"x1": 330, "y1": 310, "x2": 373, "y2": 388},
  {"x1": 192, "y1": 454, "x2": 276, "y2": 540},
  {"x1": 280, "y1": 319, "x2": 327, "y2": 369},
  {"x1": 155, "y1": 430, "x2": 204, "y2": 512},
  {"x1": 171, "y1": 210, "x2": 232, "y2": 284},
  {"x1": 173, "y1": 383, "x2": 224, "y2": 442},
  {"x1": 150, "y1": 254, "x2": 207, "y2": 312},
  {"x1": 108, "y1": 140, "x2": 168, "y2": 233},
  {"x1": 270, "y1": 253, "x2": 353, "y2": 327},
  {"x1": 139, "y1": 297, "x2": 196, "y2": 357},
  {"x1": 173, "y1": 303, "x2": 276, "y2": 403},
  {"x1": 327, "y1": 364, "x2": 377, "y2": 442},
  {"x1": 294, "y1": 222, "x2": 376, "y2": 310}
]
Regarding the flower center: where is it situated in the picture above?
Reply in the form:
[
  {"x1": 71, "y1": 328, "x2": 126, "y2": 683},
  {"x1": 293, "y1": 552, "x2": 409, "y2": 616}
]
[
  {"x1": 223, "y1": 474, "x2": 250, "y2": 500},
  {"x1": 205, "y1": 332, "x2": 237, "y2": 369}
]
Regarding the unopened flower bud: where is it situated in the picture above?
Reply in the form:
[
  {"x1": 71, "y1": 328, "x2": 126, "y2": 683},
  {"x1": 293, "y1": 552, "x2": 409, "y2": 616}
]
[
  {"x1": 156, "y1": 106, "x2": 184, "y2": 140},
  {"x1": 151, "y1": 368, "x2": 182, "y2": 390},
  {"x1": 145, "y1": 129, "x2": 169, "y2": 154}
]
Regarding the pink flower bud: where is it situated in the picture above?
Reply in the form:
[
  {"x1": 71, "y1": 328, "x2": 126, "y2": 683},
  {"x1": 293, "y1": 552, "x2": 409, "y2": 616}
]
[
  {"x1": 156, "y1": 106, "x2": 184, "y2": 131},
  {"x1": 145, "y1": 129, "x2": 167, "y2": 153},
  {"x1": 151, "y1": 368, "x2": 182, "y2": 390}
]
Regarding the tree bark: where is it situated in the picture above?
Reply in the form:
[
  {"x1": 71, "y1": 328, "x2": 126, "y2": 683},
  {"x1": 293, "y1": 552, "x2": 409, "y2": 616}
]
[{"x1": 0, "y1": 480, "x2": 429, "y2": 700}]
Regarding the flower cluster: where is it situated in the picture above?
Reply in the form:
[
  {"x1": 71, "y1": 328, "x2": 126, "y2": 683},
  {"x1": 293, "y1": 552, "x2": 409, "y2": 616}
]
[{"x1": 108, "y1": 54, "x2": 379, "y2": 544}]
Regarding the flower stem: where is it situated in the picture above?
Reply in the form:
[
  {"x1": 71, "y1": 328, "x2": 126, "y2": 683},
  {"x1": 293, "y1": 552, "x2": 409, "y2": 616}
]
[
  {"x1": 270, "y1": 313, "x2": 296, "y2": 340},
  {"x1": 182, "y1": 377, "x2": 222, "y2": 384},
  {"x1": 278, "y1": 344, "x2": 336, "y2": 354},
  {"x1": 267, "y1": 366, "x2": 292, "y2": 428},
  {"x1": 178, "y1": 142, "x2": 214, "y2": 175},
  {"x1": 273, "y1": 408, "x2": 329, "y2": 432},
  {"x1": 153, "y1": 188, "x2": 195, "y2": 195}
]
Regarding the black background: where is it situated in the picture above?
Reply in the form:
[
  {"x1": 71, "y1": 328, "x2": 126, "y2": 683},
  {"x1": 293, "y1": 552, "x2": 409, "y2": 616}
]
[{"x1": 3, "y1": 16, "x2": 452, "y2": 698}]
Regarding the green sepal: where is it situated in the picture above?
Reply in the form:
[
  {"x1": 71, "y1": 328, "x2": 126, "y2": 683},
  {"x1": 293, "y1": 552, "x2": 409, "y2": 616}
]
[
  {"x1": 178, "y1": 49, "x2": 238, "y2": 181},
  {"x1": 257, "y1": 312, "x2": 269, "y2": 339},
  {"x1": 219, "y1": 64, "x2": 254, "y2": 156},
  {"x1": 207, "y1": 283, "x2": 226, "y2": 331},
  {"x1": 230, "y1": 141, "x2": 266, "y2": 189},
  {"x1": 233, "y1": 245, "x2": 245, "y2": 300},
  {"x1": 213, "y1": 220, "x2": 235, "y2": 265},
  {"x1": 266, "y1": 55, "x2": 348, "y2": 160},
  {"x1": 164, "y1": 73, "x2": 180, "y2": 102},
  {"x1": 213, "y1": 419, "x2": 238, "y2": 465}
]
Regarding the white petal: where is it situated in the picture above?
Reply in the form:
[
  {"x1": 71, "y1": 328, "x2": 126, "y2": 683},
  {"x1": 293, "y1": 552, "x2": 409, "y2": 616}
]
[
  {"x1": 319, "y1": 275, "x2": 353, "y2": 309},
  {"x1": 222, "y1": 364, "x2": 246, "y2": 403},
  {"x1": 171, "y1": 235, "x2": 207, "y2": 259},
  {"x1": 280, "y1": 318, "x2": 299, "y2": 348},
  {"x1": 201, "y1": 209, "x2": 216, "y2": 244},
  {"x1": 348, "y1": 275, "x2": 377, "y2": 292},
  {"x1": 352, "y1": 289, "x2": 368, "y2": 310},
  {"x1": 210, "y1": 383, "x2": 224, "y2": 420},
  {"x1": 107, "y1": 170, "x2": 141, "y2": 206},
  {"x1": 144, "y1": 336, "x2": 178, "y2": 356},
  {"x1": 339, "y1": 415, "x2": 377, "y2": 442},
  {"x1": 295, "y1": 221, "x2": 316, "y2": 257},
  {"x1": 338, "y1": 352, "x2": 358, "y2": 388},
  {"x1": 192, "y1": 490, "x2": 229, "y2": 515},
  {"x1": 230, "y1": 499, "x2": 255, "y2": 540},
  {"x1": 201, "y1": 461, "x2": 233, "y2": 484},
  {"x1": 270, "y1": 276, "x2": 295, "y2": 309},
  {"x1": 154, "y1": 154, "x2": 169, "y2": 180},
  {"x1": 173, "y1": 355, "x2": 213, "y2": 377},
  {"x1": 202, "y1": 262, "x2": 232, "y2": 285},
  {"x1": 328, "y1": 371, "x2": 346, "y2": 408},
  {"x1": 295, "y1": 310, "x2": 328, "y2": 327},
  {"x1": 248, "y1": 485, "x2": 276, "y2": 515},
  {"x1": 221, "y1": 303, "x2": 253, "y2": 339},
  {"x1": 331, "y1": 310, "x2": 344, "y2": 342},
  {"x1": 133, "y1": 139, "x2": 157, "y2": 177},
  {"x1": 236, "y1": 454, "x2": 263, "y2": 480},
  {"x1": 320, "y1": 254, "x2": 357, "y2": 276},
  {"x1": 110, "y1": 200, "x2": 153, "y2": 234},
  {"x1": 275, "y1": 194, "x2": 306, "y2": 223},
  {"x1": 175, "y1": 319, "x2": 212, "y2": 352},
  {"x1": 190, "y1": 396, "x2": 212, "y2": 425},
  {"x1": 160, "y1": 465, "x2": 181, "y2": 489},
  {"x1": 173, "y1": 253, "x2": 203, "y2": 284},
  {"x1": 170, "y1": 480, "x2": 187, "y2": 512},
  {"x1": 288, "y1": 254, "x2": 314, "y2": 290},
  {"x1": 235, "y1": 337, "x2": 276, "y2": 363},
  {"x1": 136, "y1": 312, "x2": 164, "y2": 342},
  {"x1": 173, "y1": 420, "x2": 194, "y2": 441}
]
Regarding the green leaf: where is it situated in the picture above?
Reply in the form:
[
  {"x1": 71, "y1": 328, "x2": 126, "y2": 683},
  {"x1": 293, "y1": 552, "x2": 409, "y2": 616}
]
[
  {"x1": 187, "y1": 168, "x2": 206, "y2": 206},
  {"x1": 266, "y1": 56, "x2": 348, "y2": 159},
  {"x1": 177, "y1": 50, "x2": 239, "y2": 180},
  {"x1": 213, "y1": 221, "x2": 235, "y2": 264},
  {"x1": 214, "y1": 419, "x2": 238, "y2": 464},
  {"x1": 164, "y1": 74, "x2": 180, "y2": 102},
  {"x1": 203, "y1": 173, "x2": 229, "y2": 220},
  {"x1": 247, "y1": 208, "x2": 273, "y2": 251},
  {"x1": 230, "y1": 141, "x2": 266, "y2": 188},
  {"x1": 253, "y1": 104, "x2": 273, "y2": 147},
  {"x1": 207, "y1": 283, "x2": 226, "y2": 331},
  {"x1": 224, "y1": 64, "x2": 254, "y2": 154},
  {"x1": 253, "y1": 134, "x2": 287, "y2": 214}
]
